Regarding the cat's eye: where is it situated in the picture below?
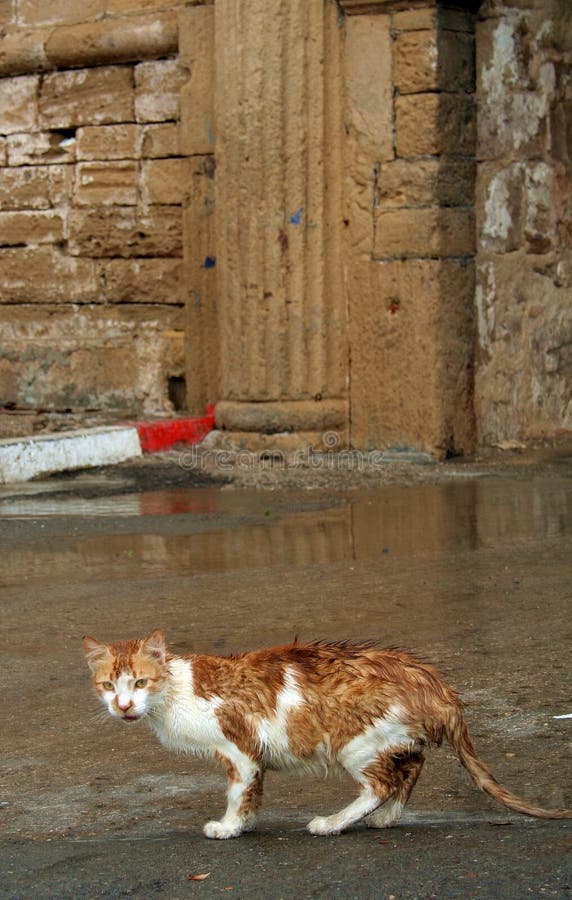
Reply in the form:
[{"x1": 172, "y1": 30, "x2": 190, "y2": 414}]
[
  {"x1": 134, "y1": 678, "x2": 148, "y2": 689},
  {"x1": 101, "y1": 681, "x2": 114, "y2": 691}
]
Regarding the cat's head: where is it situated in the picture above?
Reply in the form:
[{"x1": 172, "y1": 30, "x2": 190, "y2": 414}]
[{"x1": 82, "y1": 629, "x2": 168, "y2": 723}]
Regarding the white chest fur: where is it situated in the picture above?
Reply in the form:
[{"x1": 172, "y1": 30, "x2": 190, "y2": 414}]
[{"x1": 147, "y1": 658, "x2": 226, "y2": 756}]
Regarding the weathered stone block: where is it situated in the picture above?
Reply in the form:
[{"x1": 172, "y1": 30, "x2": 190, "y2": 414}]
[
  {"x1": 0, "y1": 1, "x2": 15, "y2": 27},
  {"x1": 474, "y1": 253, "x2": 572, "y2": 443},
  {"x1": 0, "y1": 210, "x2": 64, "y2": 246},
  {"x1": 44, "y1": 12, "x2": 178, "y2": 69},
  {"x1": 141, "y1": 158, "x2": 185, "y2": 205},
  {"x1": 476, "y1": 16, "x2": 551, "y2": 161},
  {"x1": 524, "y1": 162, "x2": 558, "y2": 255},
  {"x1": 6, "y1": 130, "x2": 76, "y2": 166},
  {"x1": 0, "y1": 247, "x2": 99, "y2": 302},
  {"x1": 0, "y1": 167, "x2": 51, "y2": 210},
  {"x1": 178, "y1": 5, "x2": 214, "y2": 155},
  {"x1": 135, "y1": 59, "x2": 186, "y2": 123},
  {"x1": 392, "y1": 8, "x2": 436, "y2": 31},
  {"x1": 477, "y1": 161, "x2": 524, "y2": 253},
  {"x1": 344, "y1": 14, "x2": 393, "y2": 161},
  {"x1": 376, "y1": 158, "x2": 476, "y2": 208},
  {"x1": 76, "y1": 124, "x2": 138, "y2": 160},
  {"x1": 39, "y1": 67, "x2": 134, "y2": 128},
  {"x1": 101, "y1": 258, "x2": 182, "y2": 303},
  {"x1": 478, "y1": 91, "x2": 549, "y2": 162},
  {"x1": 348, "y1": 256, "x2": 475, "y2": 455},
  {"x1": 19, "y1": 0, "x2": 104, "y2": 25},
  {"x1": 0, "y1": 304, "x2": 184, "y2": 414},
  {"x1": 394, "y1": 30, "x2": 438, "y2": 94},
  {"x1": 374, "y1": 207, "x2": 475, "y2": 258},
  {"x1": 550, "y1": 89, "x2": 572, "y2": 167},
  {"x1": 49, "y1": 166, "x2": 74, "y2": 205},
  {"x1": 74, "y1": 162, "x2": 138, "y2": 206},
  {"x1": 396, "y1": 93, "x2": 476, "y2": 157},
  {"x1": 0, "y1": 165, "x2": 71, "y2": 210},
  {"x1": 68, "y1": 205, "x2": 182, "y2": 257},
  {"x1": 393, "y1": 8, "x2": 474, "y2": 33},
  {"x1": 394, "y1": 30, "x2": 474, "y2": 95},
  {"x1": 0, "y1": 74, "x2": 38, "y2": 134},
  {"x1": 106, "y1": 0, "x2": 182, "y2": 11},
  {"x1": 0, "y1": 27, "x2": 50, "y2": 77},
  {"x1": 141, "y1": 123, "x2": 179, "y2": 157},
  {"x1": 0, "y1": 138, "x2": 6, "y2": 165}
]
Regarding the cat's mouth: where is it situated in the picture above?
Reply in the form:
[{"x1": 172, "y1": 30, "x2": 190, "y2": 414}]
[{"x1": 121, "y1": 714, "x2": 140, "y2": 722}]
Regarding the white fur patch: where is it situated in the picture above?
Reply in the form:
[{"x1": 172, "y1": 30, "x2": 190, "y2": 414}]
[
  {"x1": 147, "y1": 658, "x2": 225, "y2": 755},
  {"x1": 338, "y1": 705, "x2": 414, "y2": 778},
  {"x1": 257, "y1": 667, "x2": 307, "y2": 769}
]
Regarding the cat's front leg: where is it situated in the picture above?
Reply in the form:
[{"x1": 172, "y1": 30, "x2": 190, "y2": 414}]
[{"x1": 204, "y1": 752, "x2": 264, "y2": 840}]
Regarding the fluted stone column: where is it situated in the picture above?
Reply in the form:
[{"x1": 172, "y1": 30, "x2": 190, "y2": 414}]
[{"x1": 213, "y1": 0, "x2": 348, "y2": 448}]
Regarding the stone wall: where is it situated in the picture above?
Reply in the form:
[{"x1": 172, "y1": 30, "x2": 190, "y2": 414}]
[
  {"x1": 1, "y1": 0, "x2": 570, "y2": 452},
  {"x1": 344, "y1": 2, "x2": 477, "y2": 456},
  {"x1": 475, "y1": 0, "x2": 572, "y2": 443},
  {"x1": 0, "y1": 1, "x2": 190, "y2": 436}
]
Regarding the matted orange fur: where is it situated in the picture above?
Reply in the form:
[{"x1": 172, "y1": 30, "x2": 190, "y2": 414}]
[{"x1": 82, "y1": 630, "x2": 571, "y2": 839}]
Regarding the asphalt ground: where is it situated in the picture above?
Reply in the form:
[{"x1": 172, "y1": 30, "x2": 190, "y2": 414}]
[{"x1": 1, "y1": 452, "x2": 571, "y2": 898}]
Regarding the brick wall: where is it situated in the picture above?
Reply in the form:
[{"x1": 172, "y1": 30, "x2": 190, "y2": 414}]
[{"x1": 0, "y1": 1, "x2": 191, "y2": 436}]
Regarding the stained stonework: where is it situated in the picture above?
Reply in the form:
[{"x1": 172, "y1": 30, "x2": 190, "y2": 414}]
[
  {"x1": 344, "y1": 0, "x2": 477, "y2": 456},
  {"x1": 1, "y1": 0, "x2": 569, "y2": 453},
  {"x1": 0, "y1": 2, "x2": 191, "y2": 432},
  {"x1": 475, "y1": 0, "x2": 572, "y2": 443}
]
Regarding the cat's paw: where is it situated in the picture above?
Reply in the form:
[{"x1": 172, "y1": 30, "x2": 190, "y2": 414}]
[
  {"x1": 203, "y1": 819, "x2": 244, "y2": 840},
  {"x1": 307, "y1": 815, "x2": 342, "y2": 836},
  {"x1": 365, "y1": 801, "x2": 403, "y2": 829}
]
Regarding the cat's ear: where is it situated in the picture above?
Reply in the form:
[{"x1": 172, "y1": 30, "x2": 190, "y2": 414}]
[
  {"x1": 82, "y1": 636, "x2": 111, "y2": 671},
  {"x1": 141, "y1": 629, "x2": 166, "y2": 665}
]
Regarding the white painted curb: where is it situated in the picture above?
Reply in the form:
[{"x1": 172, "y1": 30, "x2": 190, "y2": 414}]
[{"x1": 0, "y1": 426, "x2": 142, "y2": 485}]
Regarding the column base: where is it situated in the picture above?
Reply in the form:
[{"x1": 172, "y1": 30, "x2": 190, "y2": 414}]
[{"x1": 215, "y1": 400, "x2": 347, "y2": 433}]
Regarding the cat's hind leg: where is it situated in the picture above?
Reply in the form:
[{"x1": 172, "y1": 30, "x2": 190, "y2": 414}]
[
  {"x1": 204, "y1": 753, "x2": 264, "y2": 839},
  {"x1": 365, "y1": 752, "x2": 425, "y2": 829},
  {"x1": 307, "y1": 752, "x2": 400, "y2": 836}
]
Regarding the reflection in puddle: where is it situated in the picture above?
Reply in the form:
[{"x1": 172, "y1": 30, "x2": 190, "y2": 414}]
[{"x1": 2, "y1": 478, "x2": 570, "y2": 588}]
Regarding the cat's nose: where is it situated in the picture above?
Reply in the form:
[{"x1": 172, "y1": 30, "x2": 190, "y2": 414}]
[{"x1": 117, "y1": 698, "x2": 133, "y2": 712}]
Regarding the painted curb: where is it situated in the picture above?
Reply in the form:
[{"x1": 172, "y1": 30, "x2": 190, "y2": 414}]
[
  {"x1": 0, "y1": 407, "x2": 216, "y2": 485},
  {"x1": 135, "y1": 405, "x2": 215, "y2": 453},
  {"x1": 0, "y1": 426, "x2": 142, "y2": 485}
]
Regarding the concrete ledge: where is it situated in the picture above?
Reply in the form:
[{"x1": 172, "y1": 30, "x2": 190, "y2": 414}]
[
  {"x1": 0, "y1": 410, "x2": 216, "y2": 483},
  {"x1": 0, "y1": 427, "x2": 142, "y2": 485}
]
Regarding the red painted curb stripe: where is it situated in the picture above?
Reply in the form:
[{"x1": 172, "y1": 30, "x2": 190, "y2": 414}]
[{"x1": 135, "y1": 405, "x2": 215, "y2": 453}]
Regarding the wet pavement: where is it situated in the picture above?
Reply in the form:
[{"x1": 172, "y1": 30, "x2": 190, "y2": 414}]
[{"x1": 1, "y1": 455, "x2": 571, "y2": 897}]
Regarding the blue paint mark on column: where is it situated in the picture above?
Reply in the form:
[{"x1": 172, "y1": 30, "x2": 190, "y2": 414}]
[
  {"x1": 289, "y1": 207, "x2": 304, "y2": 225},
  {"x1": 202, "y1": 256, "x2": 216, "y2": 269}
]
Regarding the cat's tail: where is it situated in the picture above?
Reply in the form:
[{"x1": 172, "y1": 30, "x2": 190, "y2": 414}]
[{"x1": 445, "y1": 708, "x2": 572, "y2": 820}]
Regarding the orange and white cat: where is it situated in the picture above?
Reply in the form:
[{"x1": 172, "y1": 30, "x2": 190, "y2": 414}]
[{"x1": 82, "y1": 630, "x2": 571, "y2": 839}]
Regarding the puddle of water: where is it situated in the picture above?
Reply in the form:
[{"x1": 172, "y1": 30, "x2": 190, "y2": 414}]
[
  {"x1": 0, "y1": 488, "x2": 230, "y2": 518},
  {"x1": 1, "y1": 478, "x2": 570, "y2": 587}
]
